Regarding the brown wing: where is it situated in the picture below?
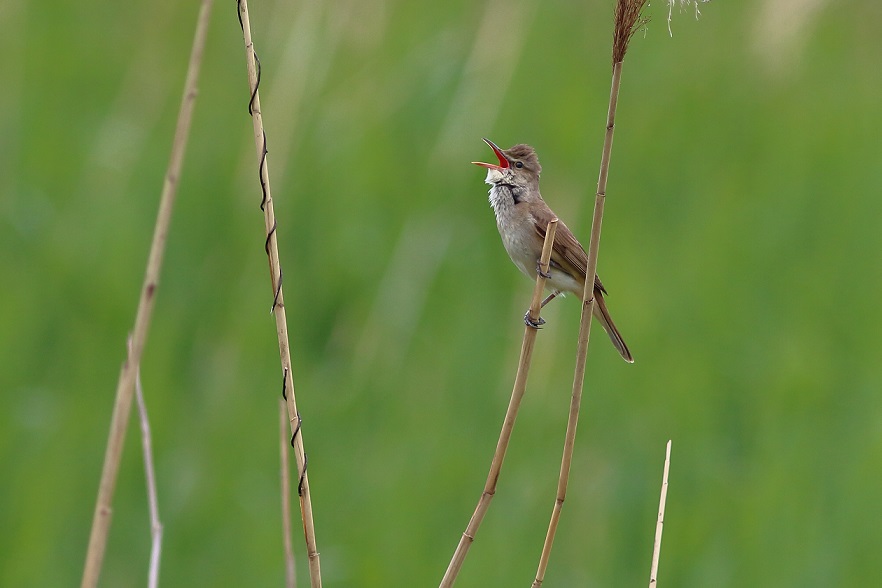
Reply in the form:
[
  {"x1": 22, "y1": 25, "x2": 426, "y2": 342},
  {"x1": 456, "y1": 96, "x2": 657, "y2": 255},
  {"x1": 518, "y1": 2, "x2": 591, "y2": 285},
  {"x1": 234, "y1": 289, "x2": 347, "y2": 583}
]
[{"x1": 532, "y1": 205, "x2": 607, "y2": 294}]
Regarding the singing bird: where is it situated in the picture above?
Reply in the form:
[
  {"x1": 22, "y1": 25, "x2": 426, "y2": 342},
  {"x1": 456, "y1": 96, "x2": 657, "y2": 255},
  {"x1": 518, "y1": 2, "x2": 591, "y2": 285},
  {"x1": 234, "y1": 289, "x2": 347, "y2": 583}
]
[{"x1": 473, "y1": 138, "x2": 633, "y2": 363}]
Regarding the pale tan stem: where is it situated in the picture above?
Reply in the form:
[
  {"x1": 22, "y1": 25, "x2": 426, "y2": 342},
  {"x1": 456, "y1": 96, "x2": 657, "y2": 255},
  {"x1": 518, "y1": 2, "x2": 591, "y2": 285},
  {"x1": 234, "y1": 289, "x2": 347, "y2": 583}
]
[
  {"x1": 80, "y1": 3, "x2": 213, "y2": 586},
  {"x1": 237, "y1": 1, "x2": 321, "y2": 585},
  {"x1": 532, "y1": 60, "x2": 625, "y2": 588},
  {"x1": 132, "y1": 339, "x2": 163, "y2": 588},
  {"x1": 649, "y1": 440, "x2": 672, "y2": 587},
  {"x1": 280, "y1": 399, "x2": 297, "y2": 588},
  {"x1": 440, "y1": 220, "x2": 559, "y2": 588}
]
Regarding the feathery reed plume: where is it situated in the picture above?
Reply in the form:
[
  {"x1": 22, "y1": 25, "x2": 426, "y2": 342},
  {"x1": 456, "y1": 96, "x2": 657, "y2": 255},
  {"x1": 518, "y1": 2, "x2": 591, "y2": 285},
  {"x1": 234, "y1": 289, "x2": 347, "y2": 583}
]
[
  {"x1": 440, "y1": 220, "x2": 559, "y2": 588},
  {"x1": 613, "y1": 0, "x2": 650, "y2": 64},
  {"x1": 667, "y1": 0, "x2": 712, "y2": 36},
  {"x1": 237, "y1": 1, "x2": 321, "y2": 585},
  {"x1": 80, "y1": 2, "x2": 213, "y2": 585}
]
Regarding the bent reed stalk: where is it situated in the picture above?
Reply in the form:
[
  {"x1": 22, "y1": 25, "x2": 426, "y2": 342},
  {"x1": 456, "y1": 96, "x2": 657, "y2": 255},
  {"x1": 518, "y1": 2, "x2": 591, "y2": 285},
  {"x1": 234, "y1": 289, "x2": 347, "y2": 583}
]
[
  {"x1": 440, "y1": 220, "x2": 559, "y2": 588},
  {"x1": 80, "y1": 2, "x2": 214, "y2": 586}
]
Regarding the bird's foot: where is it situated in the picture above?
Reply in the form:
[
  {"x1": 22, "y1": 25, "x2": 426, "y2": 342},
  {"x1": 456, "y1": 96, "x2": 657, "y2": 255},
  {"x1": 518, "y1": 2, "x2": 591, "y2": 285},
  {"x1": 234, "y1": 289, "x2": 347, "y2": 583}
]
[
  {"x1": 535, "y1": 260, "x2": 551, "y2": 279},
  {"x1": 524, "y1": 310, "x2": 546, "y2": 329}
]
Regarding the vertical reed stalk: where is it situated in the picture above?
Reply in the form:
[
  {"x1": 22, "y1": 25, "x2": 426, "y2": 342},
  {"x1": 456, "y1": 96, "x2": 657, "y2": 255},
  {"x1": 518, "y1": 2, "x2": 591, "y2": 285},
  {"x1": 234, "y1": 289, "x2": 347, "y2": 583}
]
[
  {"x1": 133, "y1": 340, "x2": 163, "y2": 588},
  {"x1": 80, "y1": 2, "x2": 213, "y2": 585},
  {"x1": 280, "y1": 398, "x2": 297, "y2": 588},
  {"x1": 649, "y1": 440, "x2": 672, "y2": 586},
  {"x1": 532, "y1": 2, "x2": 647, "y2": 585},
  {"x1": 237, "y1": 1, "x2": 321, "y2": 585}
]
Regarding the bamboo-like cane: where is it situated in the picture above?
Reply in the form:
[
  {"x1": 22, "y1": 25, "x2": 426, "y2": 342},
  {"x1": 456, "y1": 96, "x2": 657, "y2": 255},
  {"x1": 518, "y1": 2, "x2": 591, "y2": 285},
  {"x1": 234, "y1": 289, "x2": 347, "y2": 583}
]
[
  {"x1": 532, "y1": 2, "x2": 647, "y2": 585},
  {"x1": 80, "y1": 3, "x2": 213, "y2": 586},
  {"x1": 237, "y1": 2, "x2": 321, "y2": 586},
  {"x1": 439, "y1": 220, "x2": 559, "y2": 588},
  {"x1": 649, "y1": 440, "x2": 672, "y2": 587}
]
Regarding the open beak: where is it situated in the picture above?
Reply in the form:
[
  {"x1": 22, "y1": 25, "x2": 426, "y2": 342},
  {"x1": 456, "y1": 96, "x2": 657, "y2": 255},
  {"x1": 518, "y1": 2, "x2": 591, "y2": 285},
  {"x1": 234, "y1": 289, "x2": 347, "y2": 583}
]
[{"x1": 471, "y1": 138, "x2": 509, "y2": 170}]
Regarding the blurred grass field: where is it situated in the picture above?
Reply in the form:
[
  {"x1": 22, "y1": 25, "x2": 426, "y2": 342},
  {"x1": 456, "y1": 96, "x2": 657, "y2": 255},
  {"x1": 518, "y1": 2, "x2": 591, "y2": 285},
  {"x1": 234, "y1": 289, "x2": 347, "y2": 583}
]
[{"x1": 3, "y1": 0, "x2": 882, "y2": 585}]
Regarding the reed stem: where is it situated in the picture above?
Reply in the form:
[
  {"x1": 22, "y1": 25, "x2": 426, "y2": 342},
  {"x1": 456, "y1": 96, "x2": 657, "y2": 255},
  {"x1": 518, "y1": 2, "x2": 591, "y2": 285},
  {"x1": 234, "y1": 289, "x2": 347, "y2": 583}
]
[
  {"x1": 439, "y1": 219, "x2": 559, "y2": 588},
  {"x1": 237, "y1": 1, "x2": 321, "y2": 585},
  {"x1": 80, "y1": 3, "x2": 213, "y2": 585}
]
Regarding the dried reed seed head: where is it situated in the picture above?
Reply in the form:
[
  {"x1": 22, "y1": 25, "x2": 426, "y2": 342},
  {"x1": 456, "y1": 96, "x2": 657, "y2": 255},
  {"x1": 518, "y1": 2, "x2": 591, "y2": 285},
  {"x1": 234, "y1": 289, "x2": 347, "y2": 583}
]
[{"x1": 613, "y1": 0, "x2": 650, "y2": 64}]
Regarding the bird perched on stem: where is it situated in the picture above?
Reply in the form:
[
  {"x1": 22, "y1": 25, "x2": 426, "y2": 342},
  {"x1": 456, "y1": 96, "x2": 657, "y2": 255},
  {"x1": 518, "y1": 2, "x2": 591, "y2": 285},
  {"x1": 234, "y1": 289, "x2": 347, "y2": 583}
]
[{"x1": 473, "y1": 138, "x2": 633, "y2": 363}]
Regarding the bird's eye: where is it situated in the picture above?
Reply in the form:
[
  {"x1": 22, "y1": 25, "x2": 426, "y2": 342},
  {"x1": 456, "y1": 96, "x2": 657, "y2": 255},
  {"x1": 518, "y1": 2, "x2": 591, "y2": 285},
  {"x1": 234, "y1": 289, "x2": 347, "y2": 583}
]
[{"x1": 515, "y1": 161, "x2": 524, "y2": 168}]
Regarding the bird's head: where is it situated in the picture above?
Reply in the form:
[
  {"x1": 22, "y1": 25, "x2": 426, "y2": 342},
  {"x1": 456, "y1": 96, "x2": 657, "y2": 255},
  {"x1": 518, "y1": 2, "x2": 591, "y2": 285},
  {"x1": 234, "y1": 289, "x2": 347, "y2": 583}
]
[{"x1": 472, "y1": 138, "x2": 541, "y2": 189}]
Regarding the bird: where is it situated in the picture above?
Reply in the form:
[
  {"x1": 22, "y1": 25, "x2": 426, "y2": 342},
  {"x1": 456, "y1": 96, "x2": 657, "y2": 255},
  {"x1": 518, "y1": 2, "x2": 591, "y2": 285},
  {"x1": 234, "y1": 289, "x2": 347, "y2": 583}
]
[{"x1": 473, "y1": 138, "x2": 633, "y2": 363}]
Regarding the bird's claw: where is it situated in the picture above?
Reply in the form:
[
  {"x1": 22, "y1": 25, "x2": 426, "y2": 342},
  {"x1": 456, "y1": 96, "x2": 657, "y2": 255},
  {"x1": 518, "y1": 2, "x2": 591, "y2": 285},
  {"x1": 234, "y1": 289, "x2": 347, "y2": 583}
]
[
  {"x1": 524, "y1": 310, "x2": 546, "y2": 329},
  {"x1": 535, "y1": 261, "x2": 551, "y2": 279}
]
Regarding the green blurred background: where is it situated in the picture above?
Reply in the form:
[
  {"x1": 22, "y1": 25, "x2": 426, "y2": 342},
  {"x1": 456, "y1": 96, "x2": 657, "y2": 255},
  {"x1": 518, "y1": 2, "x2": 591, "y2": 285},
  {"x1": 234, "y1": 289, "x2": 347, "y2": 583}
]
[{"x1": 3, "y1": 0, "x2": 881, "y2": 585}]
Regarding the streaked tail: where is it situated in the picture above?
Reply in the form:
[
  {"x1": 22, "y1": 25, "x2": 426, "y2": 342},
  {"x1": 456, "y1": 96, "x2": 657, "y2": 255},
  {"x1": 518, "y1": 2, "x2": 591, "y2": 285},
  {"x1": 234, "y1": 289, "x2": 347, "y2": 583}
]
[{"x1": 593, "y1": 289, "x2": 634, "y2": 363}]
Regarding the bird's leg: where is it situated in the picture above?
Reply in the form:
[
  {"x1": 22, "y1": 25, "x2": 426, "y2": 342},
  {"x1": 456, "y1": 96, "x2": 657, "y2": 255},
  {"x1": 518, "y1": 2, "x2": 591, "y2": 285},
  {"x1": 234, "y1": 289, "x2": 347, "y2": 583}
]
[{"x1": 540, "y1": 290, "x2": 560, "y2": 309}]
